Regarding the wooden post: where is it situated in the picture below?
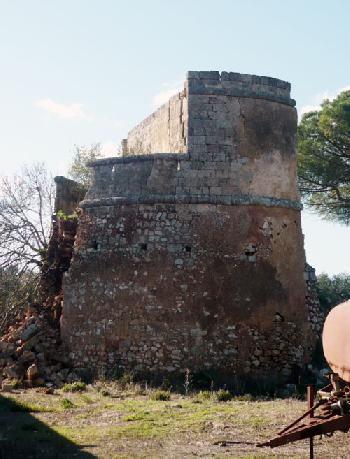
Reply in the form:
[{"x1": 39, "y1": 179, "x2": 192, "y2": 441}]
[{"x1": 307, "y1": 384, "x2": 315, "y2": 459}]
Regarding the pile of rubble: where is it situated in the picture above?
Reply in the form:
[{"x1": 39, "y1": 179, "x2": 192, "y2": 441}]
[
  {"x1": 0, "y1": 301, "x2": 78, "y2": 391},
  {"x1": 0, "y1": 178, "x2": 86, "y2": 391}
]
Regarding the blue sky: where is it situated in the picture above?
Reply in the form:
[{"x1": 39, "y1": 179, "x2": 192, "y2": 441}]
[{"x1": 0, "y1": 0, "x2": 349, "y2": 275}]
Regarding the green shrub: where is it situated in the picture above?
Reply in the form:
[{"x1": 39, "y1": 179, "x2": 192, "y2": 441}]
[
  {"x1": 232, "y1": 394, "x2": 254, "y2": 402},
  {"x1": 9, "y1": 379, "x2": 21, "y2": 389},
  {"x1": 118, "y1": 372, "x2": 134, "y2": 387},
  {"x1": 62, "y1": 381, "x2": 87, "y2": 393},
  {"x1": 197, "y1": 390, "x2": 212, "y2": 400},
  {"x1": 150, "y1": 390, "x2": 171, "y2": 401},
  {"x1": 61, "y1": 398, "x2": 75, "y2": 409},
  {"x1": 215, "y1": 389, "x2": 232, "y2": 402},
  {"x1": 80, "y1": 394, "x2": 93, "y2": 404},
  {"x1": 56, "y1": 209, "x2": 78, "y2": 221}
]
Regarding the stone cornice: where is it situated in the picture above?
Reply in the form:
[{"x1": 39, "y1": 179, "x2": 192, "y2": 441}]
[{"x1": 80, "y1": 193, "x2": 302, "y2": 210}]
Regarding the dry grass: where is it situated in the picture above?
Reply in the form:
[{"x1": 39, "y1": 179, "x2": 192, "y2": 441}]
[{"x1": 0, "y1": 383, "x2": 349, "y2": 458}]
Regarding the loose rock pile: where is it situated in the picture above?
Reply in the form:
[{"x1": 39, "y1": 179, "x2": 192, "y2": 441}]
[
  {"x1": 0, "y1": 302, "x2": 78, "y2": 391},
  {"x1": 0, "y1": 181, "x2": 85, "y2": 391}
]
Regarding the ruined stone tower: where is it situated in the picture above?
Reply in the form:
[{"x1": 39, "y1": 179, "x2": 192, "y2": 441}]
[{"x1": 61, "y1": 71, "x2": 322, "y2": 384}]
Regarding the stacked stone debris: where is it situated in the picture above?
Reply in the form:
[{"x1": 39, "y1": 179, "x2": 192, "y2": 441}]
[
  {"x1": 0, "y1": 177, "x2": 85, "y2": 390},
  {"x1": 0, "y1": 305, "x2": 78, "y2": 390}
]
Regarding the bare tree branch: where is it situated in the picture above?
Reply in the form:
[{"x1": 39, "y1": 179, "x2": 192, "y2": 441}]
[{"x1": 0, "y1": 163, "x2": 54, "y2": 273}]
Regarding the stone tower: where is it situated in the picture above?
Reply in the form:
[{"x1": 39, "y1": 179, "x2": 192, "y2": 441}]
[{"x1": 61, "y1": 71, "x2": 321, "y2": 384}]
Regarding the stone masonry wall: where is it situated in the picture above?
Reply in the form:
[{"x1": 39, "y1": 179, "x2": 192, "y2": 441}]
[
  {"x1": 125, "y1": 72, "x2": 298, "y2": 200},
  {"x1": 62, "y1": 202, "x2": 312, "y2": 383},
  {"x1": 127, "y1": 91, "x2": 187, "y2": 154},
  {"x1": 185, "y1": 72, "x2": 298, "y2": 201},
  {"x1": 40, "y1": 177, "x2": 86, "y2": 321},
  {"x1": 61, "y1": 71, "x2": 321, "y2": 385},
  {"x1": 54, "y1": 176, "x2": 86, "y2": 215}
]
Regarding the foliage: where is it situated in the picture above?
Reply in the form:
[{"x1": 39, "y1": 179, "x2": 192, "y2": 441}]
[
  {"x1": 56, "y1": 210, "x2": 78, "y2": 221},
  {"x1": 149, "y1": 390, "x2": 171, "y2": 401},
  {"x1": 60, "y1": 398, "x2": 75, "y2": 409},
  {"x1": 117, "y1": 371, "x2": 134, "y2": 388},
  {"x1": 297, "y1": 90, "x2": 350, "y2": 223},
  {"x1": 68, "y1": 143, "x2": 102, "y2": 187},
  {"x1": 316, "y1": 272, "x2": 350, "y2": 313},
  {"x1": 232, "y1": 393, "x2": 255, "y2": 402},
  {"x1": 0, "y1": 163, "x2": 54, "y2": 273},
  {"x1": 61, "y1": 382, "x2": 87, "y2": 393},
  {"x1": 196, "y1": 390, "x2": 212, "y2": 400},
  {"x1": 80, "y1": 394, "x2": 93, "y2": 404},
  {"x1": 215, "y1": 389, "x2": 232, "y2": 402}
]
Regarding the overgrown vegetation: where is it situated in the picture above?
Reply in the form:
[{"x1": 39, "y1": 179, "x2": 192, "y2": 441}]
[
  {"x1": 197, "y1": 390, "x2": 212, "y2": 401},
  {"x1": 215, "y1": 389, "x2": 232, "y2": 402},
  {"x1": 60, "y1": 398, "x2": 75, "y2": 410},
  {"x1": 62, "y1": 381, "x2": 87, "y2": 393},
  {"x1": 316, "y1": 272, "x2": 350, "y2": 313},
  {"x1": 149, "y1": 390, "x2": 171, "y2": 401},
  {"x1": 56, "y1": 209, "x2": 78, "y2": 221}
]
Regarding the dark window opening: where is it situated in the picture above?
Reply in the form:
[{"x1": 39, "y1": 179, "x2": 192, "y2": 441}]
[
  {"x1": 91, "y1": 241, "x2": 99, "y2": 250},
  {"x1": 245, "y1": 246, "x2": 256, "y2": 256},
  {"x1": 185, "y1": 245, "x2": 192, "y2": 253},
  {"x1": 140, "y1": 243, "x2": 148, "y2": 251}
]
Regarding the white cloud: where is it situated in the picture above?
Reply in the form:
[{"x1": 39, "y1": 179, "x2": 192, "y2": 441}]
[
  {"x1": 299, "y1": 104, "x2": 322, "y2": 117},
  {"x1": 152, "y1": 81, "x2": 183, "y2": 108},
  {"x1": 299, "y1": 85, "x2": 350, "y2": 118},
  {"x1": 319, "y1": 86, "x2": 350, "y2": 103},
  {"x1": 34, "y1": 98, "x2": 92, "y2": 121},
  {"x1": 101, "y1": 141, "x2": 120, "y2": 157}
]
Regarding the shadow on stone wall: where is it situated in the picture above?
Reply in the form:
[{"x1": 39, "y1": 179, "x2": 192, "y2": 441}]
[{"x1": 0, "y1": 394, "x2": 96, "y2": 459}]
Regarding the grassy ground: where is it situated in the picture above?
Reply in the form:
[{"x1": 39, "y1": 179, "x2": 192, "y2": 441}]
[{"x1": 0, "y1": 383, "x2": 349, "y2": 458}]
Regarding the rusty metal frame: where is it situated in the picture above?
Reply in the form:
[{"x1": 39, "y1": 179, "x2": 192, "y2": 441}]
[
  {"x1": 257, "y1": 380, "x2": 350, "y2": 455},
  {"x1": 258, "y1": 414, "x2": 350, "y2": 448}
]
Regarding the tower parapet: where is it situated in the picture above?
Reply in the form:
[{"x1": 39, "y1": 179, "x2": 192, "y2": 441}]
[{"x1": 186, "y1": 70, "x2": 294, "y2": 106}]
